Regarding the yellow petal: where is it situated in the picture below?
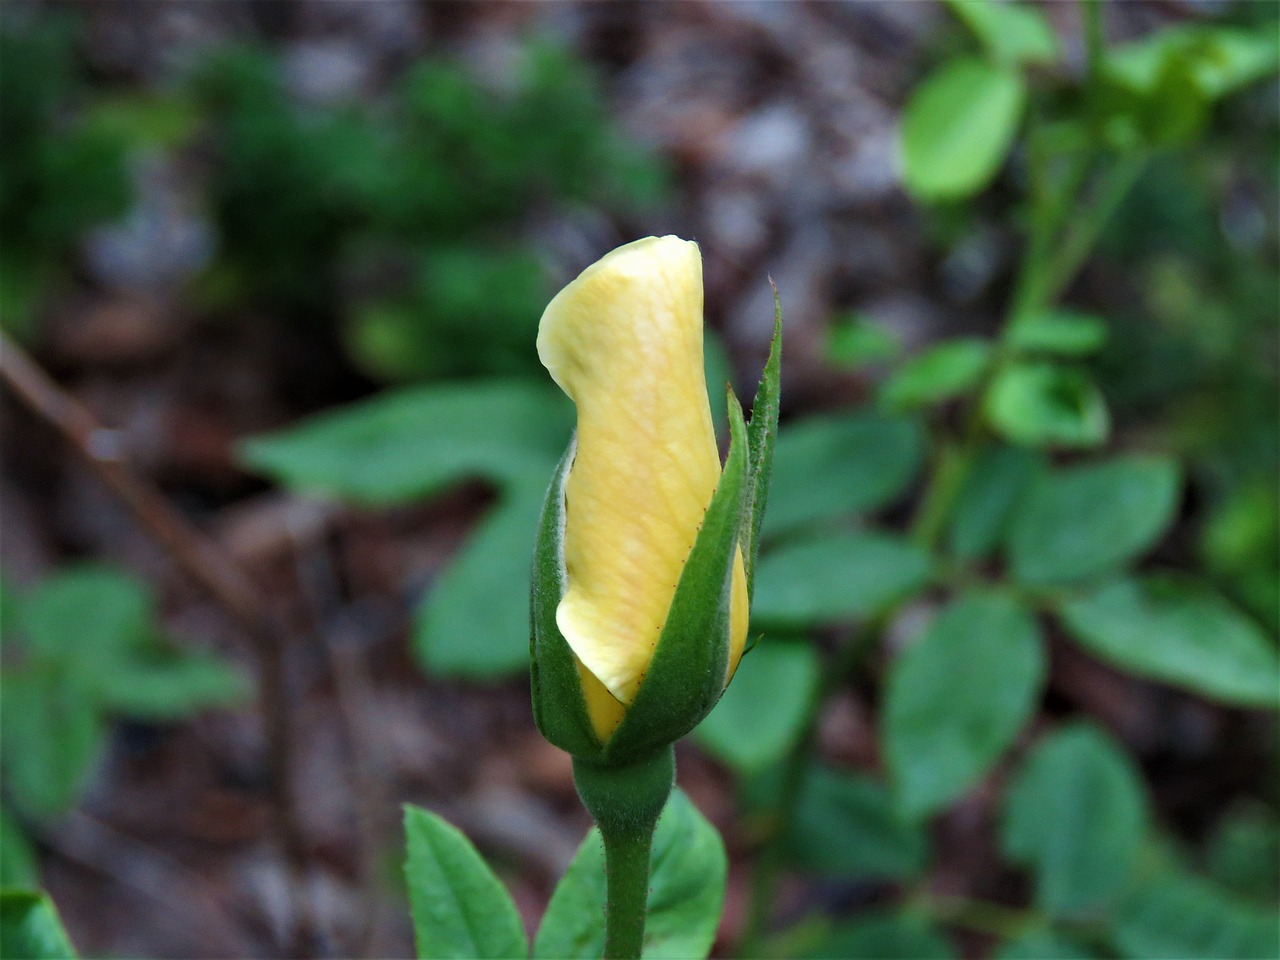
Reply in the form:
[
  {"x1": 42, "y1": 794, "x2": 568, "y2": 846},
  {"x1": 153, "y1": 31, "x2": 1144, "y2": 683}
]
[{"x1": 537, "y1": 236, "x2": 748, "y2": 734}]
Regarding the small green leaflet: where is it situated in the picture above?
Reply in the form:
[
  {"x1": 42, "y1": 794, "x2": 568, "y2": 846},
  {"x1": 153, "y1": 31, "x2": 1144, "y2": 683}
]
[
  {"x1": 900, "y1": 58, "x2": 1026, "y2": 201},
  {"x1": 886, "y1": 591, "x2": 1045, "y2": 818},
  {"x1": 1002, "y1": 723, "x2": 1147, "y2": 916}
]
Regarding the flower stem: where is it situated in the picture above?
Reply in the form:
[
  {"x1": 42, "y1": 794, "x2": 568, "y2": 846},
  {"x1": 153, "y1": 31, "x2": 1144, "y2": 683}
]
[
  {"x1": 599, "y1": 823, "x2": 654, "y2": 959},
  {"x1": 573, "y1": 747, "x2": 675, "y2": 960}
]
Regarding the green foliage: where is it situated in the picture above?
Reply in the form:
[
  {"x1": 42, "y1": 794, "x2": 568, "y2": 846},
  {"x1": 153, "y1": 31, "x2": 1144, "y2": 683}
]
[
  {"x1": 533, "y1": 790, "x2": 725, "y2": 959},
  {"x1": 880, "y1": 338, "x2": 992, "y2": 411},
  {"x1": 1111, "y1": 867, "x2": 1280, "y2": 960},
  {"x1": 945, "y1": 445, "x2": 1044, "y2": 561},
  {"x1": 885, "y1": 591, "x2": 1044, "y2": 819},
  {"x1": 0, "y1": 890, "x2": 77, "y2": 960},
  {"x1": 1060, "y1": 574, "x2": 1280, "y2": 707},
  {"x1": 766, "y1": 765, "x2": 928, "y2": 881},
  {"x1": 1002, "y1": 723, "x2": 1148, "y2": 916},
  {"x1": 241, "y1": 381, "x2": 573, "y2": 678},
  {"x1": 402, "y1": 805, "x2": 527, "y2": 959},
  {"x1": 1105, "y1": 23, "x2": 1280, "y2": 102},
  {"x1": 994, "y1": 930, "x2": 1099, "y2": 960},
  {"x1": 694, "y1": 639, "x2": 819, "y2": 774},
  {"x1": 190, "y1": 39, "x2": 663, "y2": 380},
  {"x1": 762, "y1": 413, "x2": 924, "y2": 540},
  {"x1": 900, "y1": 58, "x2": 1026, "y2": 202},
  {"x1": 1006, "y1": 310, "x2": 1109, "y2": 358},
  {"x1": 751, "y1": 3, "x2": 1279, "y2": 949},
  {"x1": 414, "y1": 489, "x2": 546, "y2": 678},
  {"x1": 240, "y1": 381, "x2": 572, "y2": 505},
  {"x1": 1206, "y1": 803, "x2": 1280, "y2": 903},
  {"x1": 801, "y1": 910, "x2": 955, "y2": 959},
  {"x1": 753, "y1": 531, "x2": 935, "y2": 627},
  {"x1": 983, "y1": 362, "x2": 1110, "y2": 448},
  {"x1": 945, "y1": 0, "x2": 1058, "y2": 67},
  {"x1": 0, "y1": 566, "x2": 248, "y2": 821},
  {"x1": 1006, "y1": 456, "x2": 1181, "y2": 586},
  {"x1": 0, "y1": 16, "x2": 132, "y2": 338},
  {"x1": 825, "y1": 312, "x2": 901, "y2": 368}
]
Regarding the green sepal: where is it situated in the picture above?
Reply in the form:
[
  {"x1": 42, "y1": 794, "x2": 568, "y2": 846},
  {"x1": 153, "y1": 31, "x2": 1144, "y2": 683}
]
[
  {"x1": 601, "y1": 392, "x2": 750, "y2": 763},
  {"x1": 529, "y1": 435, "x2": 602, "y2": 760},
  {"x1": 742, "y1": 289, "x2": 782, "y2": 601}
]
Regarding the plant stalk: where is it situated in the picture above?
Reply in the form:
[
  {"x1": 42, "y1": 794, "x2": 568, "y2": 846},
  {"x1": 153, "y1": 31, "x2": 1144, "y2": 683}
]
[
  {"x1": 599, "y1": 823, "x2": 655, "y2": 959},
  {"x1": 573, "y1": 747, "x2": 675, "y2": 960}
]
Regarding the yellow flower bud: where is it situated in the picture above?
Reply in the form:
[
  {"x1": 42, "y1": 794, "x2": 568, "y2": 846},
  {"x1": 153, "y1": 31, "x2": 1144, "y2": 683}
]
[{"x1": 537, "y1": 236, "x2": 749, "y2": 742}]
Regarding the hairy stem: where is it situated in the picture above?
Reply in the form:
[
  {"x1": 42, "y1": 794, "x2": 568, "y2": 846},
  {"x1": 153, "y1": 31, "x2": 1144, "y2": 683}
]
[
  {"x1": 599, "y1": 824, "x2": 655, "y2": 959},
  {"x1": 573, "y1": 748, "x2": 674, "y2": 960}
]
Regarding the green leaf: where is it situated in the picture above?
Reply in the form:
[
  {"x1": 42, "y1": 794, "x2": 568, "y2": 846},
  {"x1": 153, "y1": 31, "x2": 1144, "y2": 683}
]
[
  {"x1": 533, "y1": 790, "x2": 725, "y2": 959},
  {"x1": 95, "y1": 651, "x2": 250, "y2": 719},
  {"x1": 983, "y1": 363, "x2": 1109, "y2": 449},
  {"x1": 783, "y1": 766, "x2": 927, "y2": 879},
  {"x1": 901, "y1": 58, "x2": 1026, "y2": 201},
  {"x1": 0, "y1": 806, "x2": 38, "y2": 888},
  {"x1": 0, "y1": 891, "x2": 77, "y2": 959},
  {"x1": 753, "y1": 531, "x2": 935, "y2": 627},
  {"x1": 802, "y1": 910, "x2": 955, "y2": 959},
  {"x1": 1007, "y1": 310, "x2": 1108, "y2": 357},
  {"x1": 1112, "y1": 869, "x2": 1280, "y2": 960},
  {"x1": 414, "y1": 483, "x2": 544, "y2": 679},
  {"x1": 1002, "y1": 723, "x2": 1147, "y2": 916},
  {"x1": 886, "y1": 591, "x2": 1045, "y2": 818},
  {"x1": 0, "y1": 669, "x2": 105, "y2": 820},
  {"x1": 880, "y1": 338, "x2": 992, "y2": 412},
  {"x1": 763, "y1": 413, "x2": 924, "y2": 539},
  {"x1": 694, "y1": 639, "x2": 820, "y2": 774},
  {"x1": 238, "y1": 381, "x2": 572, "y2": 505},
  {"x1": 1107, "y1": 24, "x2": 1280, "y2": 100},
  {"x1": 946, "y1": 446, "x2": 1045, "y2": 561},
  {"x1": 1098, "y1": 53, "x2": 1211, "y2": 151},
  {"x1": 1007, "y1": 456, "x2": 1181, "y2": 586},
  {"x1": 743, "y1": 298, "x2": 782, "y2": 598},
  {"x1": 403, "y1": 805, "x2": 527, "y2": 960},
  {"x1": 1060, "y1": 574, "x2": 1280, "y2": 708},
  {"x1": 947, "y1": 0, "x2": 1058, "y2": 67},
  {"x1": 1207, "y1": 802, "x2": 1280, "y2": 903},
  {"x1": 826, "y1": 312, "x2": 900, "y2": 368},
  {"x1": 994, "y1": 930, "x2": 1099, "y2": 960},
  {"x1": 19, "y1": 565, "x2": 150, "y2": 665}
]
